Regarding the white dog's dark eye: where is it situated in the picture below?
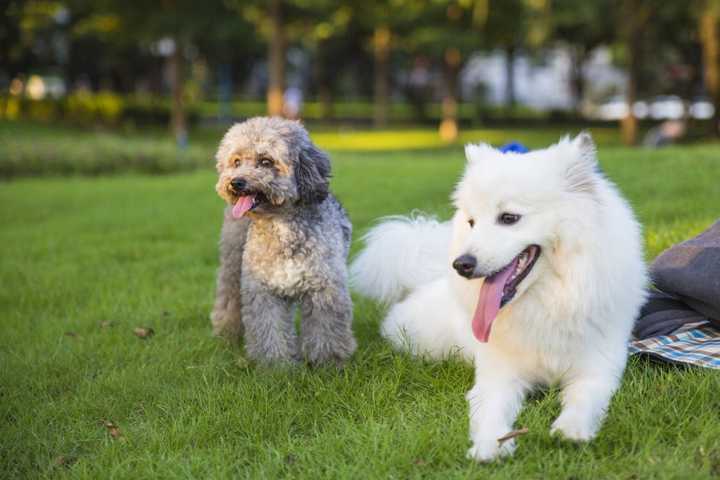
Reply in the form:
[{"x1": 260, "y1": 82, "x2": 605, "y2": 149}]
[
  {"x1": 468, "y1": 218, "x2": 475, "y2": 228},
  {"x1": 258, "y1": 157, "x2": 273, "y2": 168},
  {"x1": 233, "y1": 157, "x2": 241, "y2": 167},
  {"x1": 498, "y1": 213, "x2": 521, "y2": 225}
]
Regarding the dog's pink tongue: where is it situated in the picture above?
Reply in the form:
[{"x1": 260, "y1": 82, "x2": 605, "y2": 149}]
[
  {"x1": 232, "y1": 195, "x2": 255, "y2": 219},
  {"x1": 471, "y1": 259, "x2": 517, "y2": 343}
]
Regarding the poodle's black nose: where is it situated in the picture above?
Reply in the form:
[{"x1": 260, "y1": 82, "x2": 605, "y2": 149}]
[
  {"x1": 230, "y1": 177, "x2": 246, "y2": 192},
  {"x1": 452, "y1": 254, "x2": 477, "y2": 278}
]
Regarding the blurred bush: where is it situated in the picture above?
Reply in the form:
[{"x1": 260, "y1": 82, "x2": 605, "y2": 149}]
[
  {"x1": 0, "y1": 92, "x2": 574, "y2": 127},
  {"x1": 0, "y1": 93, "x2": 200, "y2": 128},
  {"x1": 65, "y1": 91, "x2": 123, "y2": 124}
]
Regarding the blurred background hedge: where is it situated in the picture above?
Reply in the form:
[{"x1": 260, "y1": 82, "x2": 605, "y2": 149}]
[
  {"x1": 0, "y1": 92, "x2": 586, "y2": 129},
  {"x1": 1, "y1": 93, "x2": 200, "y2": 128}
]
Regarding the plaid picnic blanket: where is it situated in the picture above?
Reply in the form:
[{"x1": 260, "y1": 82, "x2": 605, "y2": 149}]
[
  {"x1": 630, "y1": 219, "x2": 720, "y2": 370},
  {"x1": 629, "y1": 321, "x2": 720, "y2": 369}
]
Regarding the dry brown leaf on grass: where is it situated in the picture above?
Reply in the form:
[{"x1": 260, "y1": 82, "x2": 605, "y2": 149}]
[
  {"x1": 133, "y1": 327, "x2": 154, "y2": 339},
  {"x1": 497, "y1": 427, "x2": 529, "y2": 445},
  {"x1": 102, "y1": 420, "x2": 122, "y2": 439},
  {"x1": 99, "y1": 320, "x2": 114, "y2": 328},
  {"x1": 53, "y1": 455, "x2": 77, "y2": 468}
]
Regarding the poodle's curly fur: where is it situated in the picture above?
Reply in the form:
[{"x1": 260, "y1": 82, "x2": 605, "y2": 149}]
[{"x1": 211, "y1": 117, "x2": 356, "y2": 365}]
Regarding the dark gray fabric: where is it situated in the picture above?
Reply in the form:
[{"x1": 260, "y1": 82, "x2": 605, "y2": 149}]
[
  {"x1": 633, "y1": 290, "x2": 706, "y2": 339},
  {"x1": 634, "y1": 220, "x2": 720, "y2": 339}
]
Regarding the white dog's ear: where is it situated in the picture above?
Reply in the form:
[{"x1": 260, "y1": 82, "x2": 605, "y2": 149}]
[
  {"x1": 573, "y1": 131, "x2": 597, "y2": 163},
  {"x1": 565, "y1": 132, "x2": 598, "y2": 195}
]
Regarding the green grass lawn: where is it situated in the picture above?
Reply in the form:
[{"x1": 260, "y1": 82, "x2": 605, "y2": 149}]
[{"x1": 2, "y1": 127, "x2": 720, "y2": 478}]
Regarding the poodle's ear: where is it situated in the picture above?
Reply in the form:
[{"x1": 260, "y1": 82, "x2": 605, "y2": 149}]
[
  {"x1": 295, "y1": 142, "x2": 331, "y2": 204},
  {"x1": 565, "y1": 131, "x2": 598, "y2": 195}
]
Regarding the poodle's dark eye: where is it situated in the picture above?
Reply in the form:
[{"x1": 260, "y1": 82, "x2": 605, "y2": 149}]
[
  {"x1": 498, "y1": 213, "x2": 521, "y2": 225},
  {"x1": 468, "y1": 218, "x2": 475, "y2": 228},
  {"x1": 232, "y1": 156, "x2": 241, "y2": 167},
  {"x1": 258, "y1": 157, "x2": 273, "y2": 168}
]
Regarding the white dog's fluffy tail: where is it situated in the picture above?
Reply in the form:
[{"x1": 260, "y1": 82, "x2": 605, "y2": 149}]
[{"x1": 350, "y1": 215, "x2": 451, "y2": 304}]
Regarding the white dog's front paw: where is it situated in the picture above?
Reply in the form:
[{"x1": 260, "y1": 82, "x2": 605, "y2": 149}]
[
  {"x1": 466, "y1": 438, "x2": 516, "y2": 463},
  {"x1": 551, "y1": 412, "x2": 597, "y2": 442}
]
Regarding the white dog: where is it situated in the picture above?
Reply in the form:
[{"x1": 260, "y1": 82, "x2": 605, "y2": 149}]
[{"x1": 351, "y1": 133, "x2": 647, "y2": 462}]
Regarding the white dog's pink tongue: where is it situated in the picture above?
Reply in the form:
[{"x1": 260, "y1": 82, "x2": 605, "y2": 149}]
[
  {"x1": 232, "y1": 195, "x2": 255, "y2": 219},
  {"x1": 471, "y1": 259, "x2": 517, "y2": 343}
]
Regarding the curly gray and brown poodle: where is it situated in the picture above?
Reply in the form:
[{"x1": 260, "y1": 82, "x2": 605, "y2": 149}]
[{"x1": 210, "y1": 117, "x2": 356, "y2": 365}]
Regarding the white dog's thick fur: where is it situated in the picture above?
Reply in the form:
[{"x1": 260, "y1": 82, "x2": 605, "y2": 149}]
[
  {"x1": 351, "y1": 215, "x2": 452, "y2": 304},
  {"x1": 351, "y1": 133, "x2": 648, "y2": 462}
]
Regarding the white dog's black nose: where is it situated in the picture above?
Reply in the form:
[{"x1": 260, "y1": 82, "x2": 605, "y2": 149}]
[
  {"x1": 453, "y1": 254, "x2": 477, "y2": 278},
  {"x1": 230, "y1": 177, "x2": 247, "y2": 192}
]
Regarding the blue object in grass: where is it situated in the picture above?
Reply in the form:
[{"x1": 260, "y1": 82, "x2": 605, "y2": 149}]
[{"x1": 499, "y1": 141, "x2": 529, "y2": 154}]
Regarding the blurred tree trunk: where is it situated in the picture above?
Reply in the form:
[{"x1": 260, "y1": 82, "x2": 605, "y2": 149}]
[
  {"x1": 315, "y1": 41, "x2": 333, "y2": 121},
  {"x1": 504, "y1": 45, "x2": 516, "y2": 109},
  {"x1": 700, "y1": 0, "x2": 720, "y2": 136},
  {"x1": 217, "y1": 63, "x2": 233, "y2": 122},
  {"x1": 373, "y1": 25, "x2": 391, "y2": 127},
  {"x1": 620, "y1": 0, "x2": 651, "y2": 146},
  {"x1": 169, "y1": 37, "x2": 187, "y2": 147},
  {"x1": 267, "y1": 0, "x2": 285, "y2": 117},
  {"x1": 570, "y1": 46, "x2": 587, "y2": 115},
  {"x1": 319, "y1": 84, "x2": 333, "y2": 121},
  {"x1": 439, "y1": 47, "x2": 461, "y2": 142},
  {"x1": 621, "y1": 32, "x2": 640, "y2": 146}
]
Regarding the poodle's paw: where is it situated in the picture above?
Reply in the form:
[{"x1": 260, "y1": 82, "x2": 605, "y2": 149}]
[
  {"x1": 301, "y1": 336, "x2": 357, "y2": 367},
  {"x1": 210, "y1": 307, "x2": 243, "y2": 339},
  {"x1": 551, "y1": 412, "x2": 597, "y2": 442},
  {"x1": 210, "y1": 312, "x2": 226, "y2": 336},
  {"x1": 466, "y1": 437, "x2": 516, "y2": 463}
]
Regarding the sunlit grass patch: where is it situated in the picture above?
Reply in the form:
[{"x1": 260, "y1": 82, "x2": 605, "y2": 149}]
[{"x1": 312, "y1": 126, "x2": 622, "y2": 151}]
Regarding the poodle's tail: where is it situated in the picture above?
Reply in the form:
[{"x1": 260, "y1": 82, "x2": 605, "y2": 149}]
[{"x1": 350, "y1": 215, "x2": 452, "y2": 304}]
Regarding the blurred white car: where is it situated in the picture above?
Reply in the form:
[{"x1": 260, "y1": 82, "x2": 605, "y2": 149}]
[
  {"x1": 594, "y1": 95, "x2": 629, "y2": 120},
  {"x1": 689, "y1": 97, "x2": 714, "y2": 119},
  {"x1": 648, "y1": 95, "x2": 684, "y2": 120},
  {"x1": 593, "y1": 95, "x2": 715, "y2": 120},
  {"x1": 594, "y1": 95, "x2": 649, "y2": 120}
]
